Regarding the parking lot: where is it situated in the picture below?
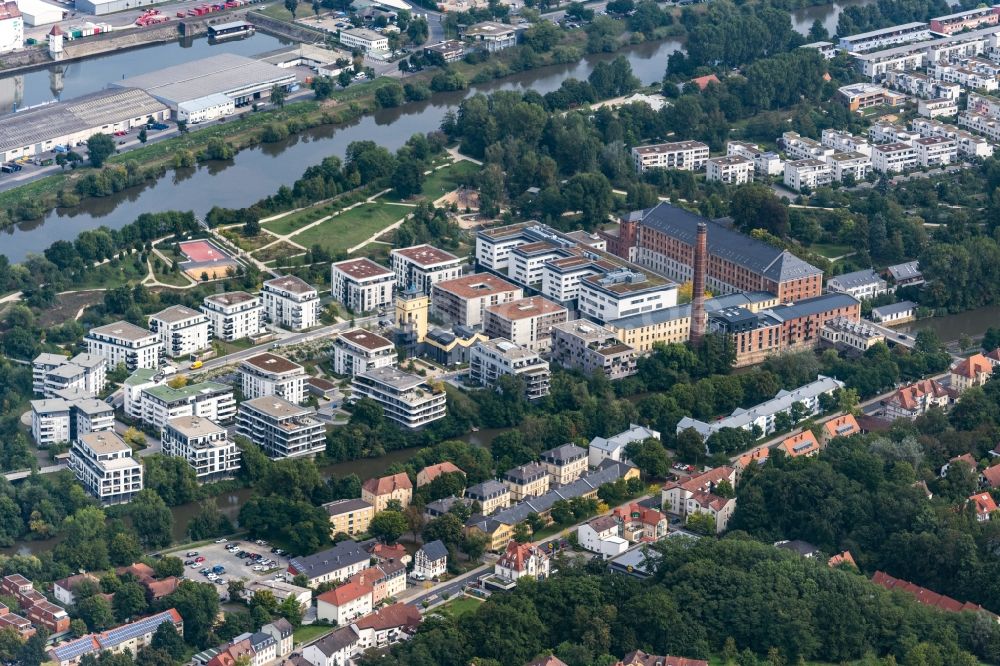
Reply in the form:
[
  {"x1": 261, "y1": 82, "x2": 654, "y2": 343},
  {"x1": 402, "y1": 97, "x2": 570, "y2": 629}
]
[{"x1": 178, "y1": 539, "x2": 292, "y2": 592}]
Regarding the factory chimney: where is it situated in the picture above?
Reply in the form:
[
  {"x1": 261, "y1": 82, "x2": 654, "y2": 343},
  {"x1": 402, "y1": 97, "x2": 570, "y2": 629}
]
[{"x1": 689, "y1": 221, "x2": 708, "y2": 347}]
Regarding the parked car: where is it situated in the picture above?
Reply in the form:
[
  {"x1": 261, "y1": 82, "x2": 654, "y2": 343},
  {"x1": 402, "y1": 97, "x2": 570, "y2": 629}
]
[{"x1": 186, "y1": 551, "x2": 199, "y2": 557}]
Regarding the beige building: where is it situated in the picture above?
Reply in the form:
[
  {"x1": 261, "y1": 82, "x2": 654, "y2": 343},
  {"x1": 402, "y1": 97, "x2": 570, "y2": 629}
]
[
  {"x1": 431, "y1": 273, "x2": 523, "y2": 328},
  {"x1": 361, "y1": 472, "x2": 413, "y2": 512},
  {"x1": 465, "y1": 479, "x2": 511, "y2": 515},
  {"x1": 540, "y1": 443, "x2": 588, "y2": 486},
  {"x1": 951, "y1": 353, "x2": 993, "y2": 393},
  {"x1": 550, "y1": 320, "x2": 636, "y2": 379},
  {"x1": 706, "y1": 155, "x2": 753, "y2": 185},
  {"x1": 483, "y1": 296, "x2": 568, "y2": 353},
  {"x1": 503, "y1": 462, "x2": 550, "y2": 501},
  {"x1": 631, "y1": 140, "x2": 709, "y2": 173},
  {"x1": 606, "y1": 304, "x2": 691, "y2": 354},
  {"x1": 323, "y1": 498, "x2": 375, "y2": 537}
]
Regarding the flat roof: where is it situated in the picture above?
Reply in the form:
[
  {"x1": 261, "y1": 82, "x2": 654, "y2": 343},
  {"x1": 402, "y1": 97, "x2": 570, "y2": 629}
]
[
  {"x1": 356, "y1": 367, "x2": 425, "y2": 391},
  {"x1": 204, "y1": 291, "x2": 258, "y2": 307},
  {"x1": 241, "y1": 396, "x2": 314, "y2": 419},
  {"x1": 265, "y1": 275, "x2": 316, "y2": 295},
  {"x1": 433, "y1": 273, "x2": 520, "y2": 299},
  {"x1": 343, "y1": 26, "x2": 385, "y2": 40},
  {"x1": 0, "y1": 88, "x2": 168, "y2": 156},
  {"x1": 89, "y1": 320, "x2": 154, "y2": 342},
  {"x1": 165, "y1": 415, "x2": 226, "y2": 438},
  {"x1": 486, "y1": 296, "x2": 566, "y2": 321},
  {"x1": 842, "y1": 21, "x2": 927, "y2": 42},
  {"x1": 392, "y1": 244, "x2": 460, "y2": 267},
  {"x1": 241, "y1": 353, "x2": 303, "y2": 375},
  {"x1": 150, "y1": 304, "x2": 205, "y2": 324},
  {"x1": 79, "y1": 431, "x2": 130, "y2": 455},
  {"x1": 338, "y1": 328, "x2": 394, "y2": 351},
  {"x1": 333, "y1": 258, "x2": 393, "y2": 280},
  {"x1": 114, "y1": 54, "x2": 294, "y2": 106},
  {"x1": 144, "y1": 380, "x2": 230, "y2": 402},
  {"x1": 463, "y1": 20, "x2": 516, "y2": 36},
  {"x1": 633, "y1": 140, "x2": 708, "y2": 154}
]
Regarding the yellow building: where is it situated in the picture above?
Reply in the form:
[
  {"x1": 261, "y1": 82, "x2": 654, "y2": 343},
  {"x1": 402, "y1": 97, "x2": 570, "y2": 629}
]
[
  {"x1": 465, "y1": 517, "x2": 515, "y2": 552},
  {"x1": 395, "y1": 290, "x2": 429, "y2": 343},
  {"x1": 361, "y1": 473, "x2": 413, "y2": 512},
  {"x1": 503, "y1": 462, "x2": 550, "y2": 502},
  {"x1": 607, "y1": 305, "x2": 692, "y2": 354},
  {"x1": 465, "y1": 479, "x2": 511, "y2": 515},
  {"x1": 322, "y1": 498, "x2": 375, "y2": 537}
]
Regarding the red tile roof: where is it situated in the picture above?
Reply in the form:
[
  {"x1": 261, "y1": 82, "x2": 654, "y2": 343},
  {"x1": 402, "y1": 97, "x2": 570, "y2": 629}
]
[
  {"x1": 872, "y1": 571, "x2": 996, "y2": 619},
  {"x1": 970, "y1": 492, "x2": 998, "y2": 517},
  {"x1": 689, "y1": 74, "x2": 720, "y2": 90},
  {"x1": 612, "y1": 502, "x2": 666, "y2": 529},
  {"x1": 983, "y1": 465, "x2": 1000, "y2": 489},
  {"x1": 952, "y1": 353, "x2": 992, "y2": 379},
  {"x1": 662, "y1": 466, "x2": 735, "y2": 494},
  {"x1": 362, "y1": 472, "x2": 413, "y2": 495},
  {"x1": 353, "y1": 602, "x2": 421, "y2": 632},
  {"x1": 828, "y1": 551, "x2": 856, "y2": 568},
  {"x1": 823, "y1": 414, "x2": 860, "y2": 439},
  {"x1": 780, "y1": 431, "x2": 820, "y2": 457},
  {"x1": 418, "y1": 462, "x2": 464, "y2": 484},
  {"x1": 144, "y1": 577, "x2": 180, "y2": 600},
  {"x1": 497, "y1": 541, "x2": 546, "y2": 572},
  {"x1": 950, "y1": 452, "x2": 977, "y2": 470},
  {"x1": 316, "y1": 579, "x2": 372, "y2": 607},
  {"x1": 887, "y1": 379, "x2": 950, "y2": 410}
]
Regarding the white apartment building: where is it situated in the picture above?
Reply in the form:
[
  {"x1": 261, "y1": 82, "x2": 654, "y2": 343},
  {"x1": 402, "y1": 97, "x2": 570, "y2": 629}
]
[
  {"x1": 918, "y1": 98, "x2": 959, "y2": 118},
  {"x1": 869, "y1": 122, "x2": 915, "y2": 144},
  {"x1": 30, "y1": 399, "x2": 70, "y2": 447},
  {"x1": 237, "y1": 396, "x2": 326, "y2": 459},
  {"x1": 332, "y1": 329, "x2": 396, "y2": 377},
  {"x1": 959, "y1": 110, "x2": 1000, "y2": 142},
  {"x1": 339, "y1": 27, "x2": 388, "y2": 52},
  {"x1": 262, "y1": 276, "x2": 320, "y2": 331},
  {"x1": 331, "y1": 258, "x2": 395, "y2": 313},
  {"x1": 826, "y1": 269, "x2": 890, "y2": 300},
  {"x1": 912, "y1": 136, "x2": 958, "y2": 166},
  {"x1": 827, "y1": 151, "x2": 871, "y2": 182},
  {"x1": 821, "y1": 129, "x2": 872, "y2": 157},
  {"x1": 32, "y1": 352, "x2": 106, "y2": 398},
  {"x1": 577, "y1": 268, "x2": 678, "y2": 324},
  {"x1": 122, "y1": 368, "x2": 159, "y2": 421},
  {"x1": 783, "y1": 159, "x2": 833, "y2": 191},
  {"x1": 706, "y1": 155, "x2": 754, "y2": 185},
  {"x1": 539, "y1": 256, "x2": 607, "y2": 304},
  {"x1": 885, "y1": 70, "x2": 961, "y2": 100},
  {"x1": 782, "y1": 132, "x2": 834, "y2": 161},
  {"x1": 929, "y1": 61, "x2": 999, "y2": 91},
  {"x1": 138, "y1": 381, "x2": 236, "y2": 432},
  {"x1": 85, "y1": 321, "x2": 162, "y2": 371},
  {"x1": 74, "y1": 398, "x2": 116, "y2": 438},
  {"x1": 631, "y1": 140, "x2": 709, "y2": 173},
  {"x1": 872, "y1": 142, "x2": 917, "y2": 173},
  {"x1": 470, "y1": 339, "x2": 551, "y2": 400},
  {"x1": 726, "y1": 141, "x2": 784, "y2": 175},
  {"x1": 430, "y1": 273, "x2": 523, "y2": 327},
  {"x1": 148, "y1": 305, "x2": 211, "y2": 359},
  {"x1": 509, "y1": 241, "x2": 566, "y2": 287},
  {"x1": 240, "y1": 353, "x2": 307, "y2": 405},
  {"x1": 0, "y1": 2, "x2": 23, "y2": 55},
  {"x1": 838, "y1": 22, "x2": 930, "y2": 52},
  {"x1": 69, "y1": 432, "x2": 143, "y2": 505},
  {"x1": 914, "y1": 117, "x2": 995, "y2": 157},
  {"x1": 351, "y1": 367, "x2": 447, "y2": 429},
  {"x1": 967, "y1": 91, "x2": 1000, "y2": 119},
  {"x1": 390, "y1": 245, "x2": 462, "y2": 295},
  {"x1": 201, "y1": 291, "x2": 263, "y2": 342},
  {"x1": 483, "y1": 296, "x2": 568, "y2": 353},
  {"x1": 161, "y1": 416, "x2": 241, "y2": 482}
]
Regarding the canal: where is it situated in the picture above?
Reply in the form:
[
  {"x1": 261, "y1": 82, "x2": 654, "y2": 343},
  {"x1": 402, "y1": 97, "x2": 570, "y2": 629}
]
[
  {"x1": 900, "y1": 305, "x2": 1000, "y2": 343},
  {"x1": 0, "y1": 36, "x2": 687, "y2": 263}
]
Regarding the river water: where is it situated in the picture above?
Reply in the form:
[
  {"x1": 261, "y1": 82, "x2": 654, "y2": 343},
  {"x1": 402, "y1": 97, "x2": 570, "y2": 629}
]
[{"x1": 789, "y1": 0, "x2": 874, "y2": 38}]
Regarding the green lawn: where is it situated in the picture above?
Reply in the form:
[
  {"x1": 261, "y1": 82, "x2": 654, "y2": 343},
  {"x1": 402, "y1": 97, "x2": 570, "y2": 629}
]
[
  {"x1": 291, "y1": 202, "x2": 406, "y2": 254},
  {"x1": 76, "y1": 256, "x2": 149, "y2": 290},
  {"x1": 421, "y1": 160, "x2": 481, "y2": 200},
  {"x1": 263, "y1": 204, "x2": 335, "y2": 236},
  {"x1": 810, "y1": 243, "x2": 854, "y2": 259},
  {"x1": 434, "y1": 595, "x2": 483, "y2": 619},
  {"x1": 293, "y1": 624, "x2": 335, "y2": 645}
]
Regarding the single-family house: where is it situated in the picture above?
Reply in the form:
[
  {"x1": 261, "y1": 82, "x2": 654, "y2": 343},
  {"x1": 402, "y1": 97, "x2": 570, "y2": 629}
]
[
  {"x1": 612, "y1": 502, "x2": 668, "y2": 543},
  {"x1": 361, "y1": 473, "x2": 413, "y2": 512},
  {"x1": 941, "y1": 452, "x2": 977, "y2": 478},
  {"x1": 494, "y1": 540, "x2": 550, "y2": 583},
  {"x1": 951, "y1": 353, "x2": 994, "y2": 393},
  {"x1": 822, "y1": 414, "x2": 860, "y2": 441},
  {"x1": 413, "y1": 540, "x2": 448, "y2": 579},
  {"x1": 316, "y1": 580, "x2": 373, "y2": 626},
  {"x1": 353, "y1": 603, "x2": 422, "y2": 652},
  {"x1": 982, "y1": 465, "x2": 1000, "y2": 489},
  {"x1": 416, "y1": 462, "x2": 464, "y2": 487},
  {"x1": 577, "y1": 515, "x2": 628, "y2": 559},
  {"x1": 779, "y1": 430, "x2": 821, "y2": 458},
  {"x1": 970, "y1": 492, "x2": 998, "y2": 522}
]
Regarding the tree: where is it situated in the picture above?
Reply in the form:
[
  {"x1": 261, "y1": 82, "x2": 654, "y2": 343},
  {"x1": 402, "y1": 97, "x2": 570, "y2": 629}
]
[
  {"x1": 154, "y1": 556, "x2": 185, "y2": 579},
  {"x1": 109, "y1": 531, "x2": 143, "y2": 567},
  {"x1": 422, "y1": 513, "x2": 464, "y2": 547},
  {"x1": 277, "y1": 596, "x2": 304, "y2": 627},
  {"x1": 369, "y1": 510, "x2": 407, "y2": 543},
  {"x1": 17, "y1": 628, "x2": 48, "y2": 666},
  {"x1": 176, "y1": 119, "x2": 188, "y2": 134},
  {"x1": 375, "y1": 83, "x2": 404, "y2": 108},
  {"x1": 284, "y1": 0, "x2": 298, "y2": 17},
  {"x1": 163, "y1": 580, "x2": 221, "y2": 648},
  {"x1": 187, "y1": 499, "x2": 234, "y2": 541},
  {"x1": 337, "y1": 70, "x2": 352, "y2": 88},
  {"x1": 270, "y1": 84, "x2": 288, "y2": 108},
  {"x1": 113, "y1": 581, "x2": 148, "y2": 622},
  {"x1": 685, "y1": 511, "x2": 716, "y2": 535},
  {"x1": 138, "y1": 128, "x2": 148, "y2": 144},
  {"x1": 730, "y1": 183, "x2": 789, "y2": 237},
  {"x1": 562, "y1": 172, "x2": 613, "y2": 229},
  {"x1": 151, "y1": 623, "x2": 186, "y2": 661},
  {"x1": 625, "y1": 438, "x2": 671, "y2": 478},
  {"x1": 675, "y1": 428, "x2": 705, "y2": 464},
  {"x1": 78, "y1": 594, "x2": 115, "y2": 631},
  {"x1": 87, "y1": 133, "x2": 116, "y2": 168},
  {"x1": 462, "y1": 531, "x2": 488, "y2": 561},
  {"x1": 808, "y1": 18, "x2": 828, "y2": 42},
  {"x1": 129, "y1": 490, "x2": 173, "y2": 548},
  {"x1": 392, "y1": 158, "x2": 425, "y2": 199}
]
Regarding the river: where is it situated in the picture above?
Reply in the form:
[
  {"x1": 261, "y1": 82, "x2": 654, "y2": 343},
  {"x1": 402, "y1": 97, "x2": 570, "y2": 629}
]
[
  {"x1": 900, "y1": 305, "x2": 1000, "y2": 343},
  {"x1": 0, "y1": 37, "x2": 685, "y2": 262},
  {"x1": 789, "y1": 0, "x2": 875, "y2": 38}
]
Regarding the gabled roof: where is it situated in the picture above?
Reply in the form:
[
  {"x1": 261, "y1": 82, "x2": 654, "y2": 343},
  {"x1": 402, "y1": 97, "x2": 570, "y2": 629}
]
[
  {"x1": 780, "y1": 430, "x2": 820, "y2": 457},
  {"x1": 353, "y1": 602, "x2": 421, "y2": 632},
  {"x1": 952, "y1": 353, "x2": 992, "y2": 379},
  {"x1": 982, "y1": 465, "x2": 1000, "y2": 489},
  {"x1": 418, "y1": 461, "x2": 464, "y2": 483},
  {"x1": 970, "y1": 492, "x2": 998, "y2": 516},
  {"x1": 872, "y1": 570, "x2": 997, "y2": 619},
  {"x1": 362, "y1": 472, "x2": 413, "y2": 495},
  {"x1": 823, "y1": 414, "x2": 860, "y2": 439},
  {"x1": 311, "y1": 626, "x2": 359, "y2": 656},
  {"x1": 497, "y1": 540, "x2": 546, "y2": 572},
  {"x1": 828, "y1": 551, "x2": 856, "y2": 568},
  {"x1": 886, "y1": 379, "x2": 950, "y2": 410},
  {"x1": 418, "y1": 539, "x2": 448, "y2": 562},
  {"x1": 316, "y1": 579, "x2": 372, "y2": 607},
  {"x1": 287, "y1": 539, "x2": 376, "y2": 579}
]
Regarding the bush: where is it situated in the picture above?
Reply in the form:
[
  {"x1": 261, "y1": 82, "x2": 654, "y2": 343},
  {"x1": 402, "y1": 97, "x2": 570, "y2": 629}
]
[
  {"x1": 403, "y1": 82, "x2": 432, "y2": 101},
  {"x1": 374, "y1": 82, "x2": 405, "y2": 108},
  {"x1": 261, "y1": 123, "x2": 291, "y2": 143}
]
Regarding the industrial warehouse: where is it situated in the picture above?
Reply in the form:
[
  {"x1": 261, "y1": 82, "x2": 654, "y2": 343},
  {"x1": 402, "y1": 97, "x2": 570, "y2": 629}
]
[
  {"x1": 0, "y1": 87, "x2": 169, "y2": 162},
  {"x1": 112, "y1": 53, "x2": 296, "y2": 123}
]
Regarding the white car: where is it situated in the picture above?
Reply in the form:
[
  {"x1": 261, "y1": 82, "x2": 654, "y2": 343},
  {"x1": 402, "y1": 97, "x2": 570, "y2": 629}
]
[
  {"x1": 207, "y1": 573, "x2": 218, "y2": 580},
  {"x1": 253, "y1": 565, "x2": 263, "y2": 571},
  {"x1": 215, "y1": 538, "x2": 228, "y2": 544}
]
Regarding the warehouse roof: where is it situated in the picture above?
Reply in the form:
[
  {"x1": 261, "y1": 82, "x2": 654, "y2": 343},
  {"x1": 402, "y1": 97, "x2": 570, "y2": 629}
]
[
  {"x1": 635, "y1": 203, "x2": 823, "y2": 283},
  {"x1": 114, "y1": 53, "x2": 294, "y2": 106},
  {"x1": 0, "y1": 88, "x2": 166, "y2": 157}
]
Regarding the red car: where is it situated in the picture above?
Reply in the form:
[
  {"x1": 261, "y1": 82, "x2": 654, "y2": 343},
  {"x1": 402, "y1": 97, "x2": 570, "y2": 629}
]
[
  {"x1": 195, "y1": 556, "x2": 206, "y2": 563},
  {"x1": 113, "y1": 131, "x2": 127, "y2": 137}
]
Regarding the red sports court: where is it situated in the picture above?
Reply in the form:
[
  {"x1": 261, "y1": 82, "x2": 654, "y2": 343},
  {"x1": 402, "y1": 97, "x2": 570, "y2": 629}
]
[{"x1": 177, "y1": 240, "x2": 238, "y2": 280}]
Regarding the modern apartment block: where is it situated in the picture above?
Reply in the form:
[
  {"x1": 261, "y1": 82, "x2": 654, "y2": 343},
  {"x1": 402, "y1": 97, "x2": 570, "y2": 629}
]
[
  {"x1": 236, "y1": 396, "x2": 326, "y2": 459},
  {"x1": 826, "y1": 269, "x2": 890, "y2": 300},
  {"x1": 912, "y1": 136, "x2": 957, "y2": 166},
  {"x1": 930, "y1": 6, "x2": 1000, "y2": 34},
  {"x1": 32, "y1": 352, "x2": 106, "y2": 398},
  {"x1": 430, "y1": 273, "x2": 524, "y2": 327},
  {"x1": 85, "y1": 321, "x2": 162, "y2": 371},
  {"x1": 161, "y1": 416, "x2": 241, "y2": 482},
  {"x1": 148, "y1": 305, "x2": 211, "y2": 359},
  {"x1": 911, "y1": 117, "x2": 993, "y2": 157},
  {"x1": 483, "y1": 296, "x2": 568, "y2": 353},
  {"x1": 30, "y1": 399, "x2": 71, "y2": 447},
  {"x1": 631, "y1": 140, "x2": 709, "y2": 172},
  {"x1": 705, "y1": 155, "x2": 754, "y2": 185},
  {"x1": 617, "y1": 203, "x2": 824, "y2": 303},
  {"x1": 826, "y1": 151, "x2": 871, "y2": 182},
  {"x1": 262, "y1": 276, "x2": 320, "y2": 331},
  {"x1": 390, "y1": 244, "x2": 462, "y2": 295},
  {"x1": 726, "y1": 140, "x2": 784, "y2": 176},
  {"x1": 837, "y1": 22, "x2": 930, "y2": 52},
  {"x1": 577, "y1": 267, "x2": 678, "y2": 324},
  {"x1": 470, "y1": 339, "x2": 551, "y2": 400},
  {"x1": 332, "y1": 329, "x2": 397, "y2": 377},
  {"x1": 820, "y1": 129, "x2": 872, "y2": 156},
  {"x1": 350, "y1": 367, "x2": 447, "y2": 429},
  {"x1": 331, "y1": 258, "x2": 395, "y2": 313},
  {"x1": 240, "y1": 353, "x2": 308, "y2": 405},
  {"x1": 550, "y1": 320, "x2": 637, "y2": 380},
  {"x1": 836, "y1": 83, "x2": 906, "y2": 111},
  {"x1": 201, "y1": 291, "x2": 263, "y2": 341},
  {"x1": 872, "y1": 142, "x2": 917, "y2": 173},
  {"x1": 69, "y1": 431, "x2": 143, "y2": 505},
  {"x1": 783, "y1": 159, "x2": 833, "y2": 191},
  {"x1": 138, "y1": 381, "x2": 236, "y2": 431},
  {"x1": 781, "y1": 132, "x2": 834, "y2": 160}
]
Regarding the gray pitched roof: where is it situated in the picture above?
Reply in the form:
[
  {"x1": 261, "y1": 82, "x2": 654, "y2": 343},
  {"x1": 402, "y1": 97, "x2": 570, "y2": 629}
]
[
  {"x1": 540, "y1": 443, "x2": 586, "y2": 465},
  {"x1": 636, "y1": 202, "x2": 822, "y2": 282},
  {"x1": 872, "y1": 300, "x2": 916, "y2": 317},
  {"x1": 287, "y1": 539, "x2": 375, "y2": 579},
  {"x1": 313, "y1": 626, "x2": 359, "y2": 656},
  {"x1": 827, "y1": 268, "x2": 883, "y2": 289},
  {"x1": 419, "y1": 540, "x2": 448, "y2": 561}
]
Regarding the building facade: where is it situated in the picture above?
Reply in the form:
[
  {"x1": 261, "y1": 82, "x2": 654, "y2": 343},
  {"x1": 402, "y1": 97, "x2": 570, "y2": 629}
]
[
  {"x1": 161, "y1": 416, "x2": 240, "y2": 482},
  {"x1": 430, "y1": 273, "x2": 523, "y2": 328},
  {"x1": 262, "y1": 276, "x2": 320, "y2": 331},
  {"x1": 390, "y1": 245, "x2": 462, "y2": 295},
  {"x1": 331, "y1": 258, "x2": 395, "y2": 313},
  {"x1": 236, "y1": 396, "x2": 326, "y2": 459},
  {"x1": 201, "y1": 292, "x2": 263, "y2": 341},
  {"x1": 85, "y1": 321, "x2": 162, "y2": 371},
  {"x1": 550, "y1": 320, "x2": 637, "y2": 380},
  {"x1": 333, "y1": 329, "x2": 397, "y2": 377},
  {"x1": 240, "y1": 353, "x2": 307, "y2": 405},
  {"x1": 351, "y1": 368, "x2": 447, "y2": 429},
  {"x1": 69, "y1": 432, "x2": 143, "y2": 505},
  {"x1": 148, "y1": 305, "x2": 211, "y2": 359},
  {"x1": 470, "y1": 339, "x2": 551, "y2": 400}
]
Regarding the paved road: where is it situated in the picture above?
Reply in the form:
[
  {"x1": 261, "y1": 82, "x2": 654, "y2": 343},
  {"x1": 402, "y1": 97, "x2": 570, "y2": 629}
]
[{"x1": 406, "y1": 563, "x2": 492, "y2": 608}]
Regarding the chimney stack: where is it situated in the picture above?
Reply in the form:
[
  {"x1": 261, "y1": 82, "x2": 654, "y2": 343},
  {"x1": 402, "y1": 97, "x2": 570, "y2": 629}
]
[{"x1": 689, "y1": 221, "x2": 708, "y2": 347}]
